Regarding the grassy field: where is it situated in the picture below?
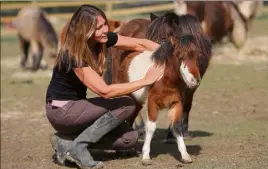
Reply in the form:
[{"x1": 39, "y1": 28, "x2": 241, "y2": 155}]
[{"x1": 1, "y1": 10, "x2": 268, "y2": 169}]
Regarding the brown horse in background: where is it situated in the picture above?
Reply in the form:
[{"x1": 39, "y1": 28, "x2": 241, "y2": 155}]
[
  {"x1": 174, "y1": 1, "x2": 262, "y2": 48},
  {"x1": 110, "y1": 12, "x2": 212, "y2": 165},
  {"x1": 12, "y1": 5, "x2": 58, "y2": 71}
]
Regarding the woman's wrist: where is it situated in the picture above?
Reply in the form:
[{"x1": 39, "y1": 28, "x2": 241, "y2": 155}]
[
  {"x1": 141, "y1": 77, "x2": 152, "y2": 86},
  {"x1": 146, "y1": 39, "x2": 160, "y2": 51}
]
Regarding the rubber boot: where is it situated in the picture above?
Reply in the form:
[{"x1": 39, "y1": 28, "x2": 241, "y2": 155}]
[
  {"x1": 66, "y1": 112, "x2": 123, "y2": 169},
  {"x1": 50, "y1": 132, "x2": 77, "y2": 165}
]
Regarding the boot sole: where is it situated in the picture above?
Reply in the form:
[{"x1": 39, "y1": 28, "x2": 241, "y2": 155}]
[
  {"x1": 49, "y1": 135, "x2": 66, "y2": 166},
  {"x1": 66, "y1": 152, "x2": 104, "y2": 169}
]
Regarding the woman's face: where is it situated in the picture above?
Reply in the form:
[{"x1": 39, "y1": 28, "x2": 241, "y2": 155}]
[{"x1": 92, "y1": 15, "x2": 109, "y2": 43}]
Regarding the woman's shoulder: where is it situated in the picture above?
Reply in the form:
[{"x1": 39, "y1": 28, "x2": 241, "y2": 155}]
[{"x1": 106, "y1": 32, "x2": 118, "y2": 48}]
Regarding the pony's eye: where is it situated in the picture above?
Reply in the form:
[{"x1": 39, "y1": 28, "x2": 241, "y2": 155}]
[{"x1": 160, "y1": 38, "x2": 167, "y2": 44}]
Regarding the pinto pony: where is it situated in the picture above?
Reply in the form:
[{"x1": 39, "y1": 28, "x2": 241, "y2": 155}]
[
  {"x1": 111, "y1": 13, "x2": 212, "y2": 165},
  {"x1": 12, "y1": 6, "x2": 58, "y2": 71},
  {"x1": 166, "y1": 14, "x2": 212, "y2": 141},
  {"x1": 110, "y1": 18, "x2": 151, "y2": 85}
]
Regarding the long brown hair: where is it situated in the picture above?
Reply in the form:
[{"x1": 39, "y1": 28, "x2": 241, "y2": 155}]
[{"x1": 56, "y1": 4, "x2": 107, "y2": 74}]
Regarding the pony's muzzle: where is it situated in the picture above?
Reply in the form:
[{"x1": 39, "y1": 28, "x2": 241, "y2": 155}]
[
  {"x1": 180, "y1": 61, "x2": 201, "y2": 89},
  {"x1": 196, "y1": 76, "x2": 201, "y2": 86},
  {"x1": 189, "y1": 75, "x2": 200, "y2": 88}
]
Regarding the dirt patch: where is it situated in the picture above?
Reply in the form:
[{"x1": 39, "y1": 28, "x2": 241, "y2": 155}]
[{"x1": 212, "y1": 36, "x2": 268, "y2": 65}]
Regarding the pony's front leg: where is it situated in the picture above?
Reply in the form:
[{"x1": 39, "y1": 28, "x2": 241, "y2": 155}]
[
  {"x1": 142, "y1": 98, "x2": 158, "y2": 165},
  {"x1": 169, "y1": 103, "x2": 192, "y2": 163}
]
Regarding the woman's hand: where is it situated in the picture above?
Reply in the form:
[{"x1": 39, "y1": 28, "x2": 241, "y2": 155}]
[{"x1": 143, "y1": 64, "x2": 165, "y2": 85}]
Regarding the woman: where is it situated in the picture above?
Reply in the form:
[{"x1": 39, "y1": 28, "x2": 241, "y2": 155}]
[{"x1": 45, "y1": 4, "x2": 164, "y2": 169}]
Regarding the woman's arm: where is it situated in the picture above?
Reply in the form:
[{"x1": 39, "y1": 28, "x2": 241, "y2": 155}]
[
  {"x1": 73, "y1": 66, "x2": 163, "y2": 99},
  {"x1": 113, "y1": 34, "x2": 160, "y2": 51}
]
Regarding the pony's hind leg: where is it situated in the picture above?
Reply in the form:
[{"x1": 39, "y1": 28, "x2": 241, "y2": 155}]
[
  {"x1": 31, "y1": 41, "x2": 43, "y2": 71},
  {"x1": 166, "y1": 89, "x2": 196, "y2": 143},
  {"x1": 181, "y1": 88, "x2": 196, "y2": 139},
  {"x1": 169, "y1": 103, "x2": 192, "y2": 163},
  {"x1": 230, "y1": 3, "x2": 247, "y2": 48},
  {"x1": 18, "y1": 34, "x2": 30, "y2": 69},
  {"x1": 142, "y1": 98, "x2": 158, "y2": 165}
]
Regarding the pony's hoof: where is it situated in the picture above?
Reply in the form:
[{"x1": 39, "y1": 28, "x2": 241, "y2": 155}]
[
  {"x1": 181, "y1": 154, "x2": 192, "y2": 163},
  {"x1": 142, "y1": 159, "x2": 152, "y2": 166}
]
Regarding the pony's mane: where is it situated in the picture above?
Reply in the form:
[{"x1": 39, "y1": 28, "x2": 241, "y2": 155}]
[
  {"x1": 177, "y1": 34, "x2": 196, "y2": 51},
  {"x1": 151, "y1": 34, "x2": 197, "y2": 65},
  {"x1": 177, "y1": 14, "x2": 212, "y2": 76},
  {"x1": 146, "y1": 12, "x2": 180, "y2": 43},
  {"x1": 146, "y1": 12, "x2": 182, "y2": 65}
]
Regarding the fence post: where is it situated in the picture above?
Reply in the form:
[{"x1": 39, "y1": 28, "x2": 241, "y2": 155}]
[{"x1": 105, "y1": 2, "x2": 113, "y2": 18}]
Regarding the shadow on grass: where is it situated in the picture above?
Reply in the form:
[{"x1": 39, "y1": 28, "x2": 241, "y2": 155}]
[
  {"x1": 190, "y1": 130, "x2": 213, "y2": 138},
  {"x1": 51, "y1": 128, "x2": 212, "y2": 167},
  {"x1": 134, "y1": 128, "x2": 206, "y2": 162}
]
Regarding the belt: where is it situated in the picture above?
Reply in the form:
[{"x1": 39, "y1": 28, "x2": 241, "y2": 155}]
[{"x1": 51, "y1": 100, "x2": 70, "y2": 108}]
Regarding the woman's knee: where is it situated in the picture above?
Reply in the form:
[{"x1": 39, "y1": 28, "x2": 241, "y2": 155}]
[
  {"x1": 111, "y1": 96, "x2": 137, "y2": 120},
  {"x1": 113, "y1": 130, "x2": 139, "y2": 150},
  {"x1": 117, "y1": 96, "x2": 136, "y2": 108},
  {"x1": 122, "y1": 96, "x2": 137, "y2": 113}
]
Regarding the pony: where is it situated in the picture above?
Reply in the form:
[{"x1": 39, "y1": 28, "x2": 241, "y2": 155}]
[
  {"x1": 107, "y1": 19, "x2": 126, "y2": 33},
  {"x1": 173, "y1": 0, "x2": 262, "y2": 48},
  {"x1": 110, "y1": 18, "x2": 152, "y2": 85},
  {"x1": 110, "y1": 12, "x2": 212, "y2": 165},
  {"x1": 12, "y1": 5, "x2": 58, "y2": 71},
  {"x1": 165, "y1": 14, "x2": 212, "y2": 142},
  {"x1": 235, "y1": 0, "x2": 263, "y2": 30}
]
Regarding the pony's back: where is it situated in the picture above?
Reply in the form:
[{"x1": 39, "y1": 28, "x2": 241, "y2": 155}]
[
  {"x1": 13, "y1": 5, "x2": 58, "y2": 50},
  {"x1": 13, "y1": 6, "x2": 42, "y2": 41},
  {"x1": 110, "y1": 18, "x2": 151, "y2": 83}
]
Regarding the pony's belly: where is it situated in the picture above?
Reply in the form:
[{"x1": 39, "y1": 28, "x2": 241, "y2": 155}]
[{"x1": 128, "y1": 51, "x2": 154, "y2": 103}]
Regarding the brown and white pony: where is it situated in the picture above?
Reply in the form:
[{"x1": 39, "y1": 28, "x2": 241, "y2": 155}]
[
  {"x1": 174, "y1": 0, "x2": 262, "y2": 48},
  {"x1": 166, "y1": 13, "x2": 212, "y2": 142},
  {"x1": 111, "y1": 12, "x2": 212, "y2": 164}
]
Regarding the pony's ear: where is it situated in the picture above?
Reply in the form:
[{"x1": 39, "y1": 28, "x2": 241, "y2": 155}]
[{"x1": 150, "y1": 13, "x2": 158, "y2": 21}]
